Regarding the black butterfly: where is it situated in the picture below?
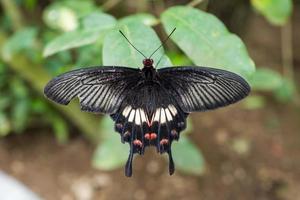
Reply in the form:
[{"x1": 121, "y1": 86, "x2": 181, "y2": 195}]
[{"x1": 44, "y1": 29, "x2": 250, "y2": 177}]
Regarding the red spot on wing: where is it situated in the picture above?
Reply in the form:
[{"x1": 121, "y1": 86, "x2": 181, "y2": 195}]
[
  {"x1": 144, "y1": 133, "x2": 157, "y2": 141},
  {"x1": 160, "y1": 139, "x2": 169, "y2": 146},
  {"x1": 133, "y1": 139, "x2": 143, "y2": 147}
]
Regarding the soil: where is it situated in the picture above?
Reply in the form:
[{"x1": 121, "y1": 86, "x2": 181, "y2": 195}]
[{"x1": 1, "y1": 6, "x2": 300, "y2": 200}]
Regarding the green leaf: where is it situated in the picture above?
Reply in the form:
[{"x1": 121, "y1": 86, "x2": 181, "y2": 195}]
[
  {"x1": 172, "y1": 135, "x2": 205, "y2": 175},
  {"x1": 103, "y1": 22, "x2": 172, "y2": 68},
  {"x1": 92, "y1": 116, "x2": 129, "y2": 170},
  {"x1": 243, "y1": 95, "x2": 266, "y2": 110},
  {"x1": 43, "y1": 0, "x2": 97, "y2": 31},
  {"x1": 0, "y1": 113, "x2": 11, "y2": 136},
  {"x1": 274, "y1": 78, "x2": 295, "y2": 102},
  {"x1": 76, "y1": 43, "x2": 103, "y2": 66},
  {"x1": 0, "y1": 96, "x2": 10, "y2": 111},
  {"x1": 83, "y1": 12, "x2": 117, "y2": 30},
  {"x1": 51, "y1": 115, "x2": 69, "y2": 143},
  {"x1": 161, "y1": 6, "x2": 255, "y2": 79},
  {"x1": 43, "y1": 29, "x2": 106, "y2": 57},
  {"x1": 59, "y1": 0, "x2": 97, "y2": 17},
  {"x1": 10, "y1": 78, "x2": 30, "y2": 133},
  {"x1": 11, "y1": 99, "x2": 30, "y2": 133},
  {"x1": 249, "y1": 68, "x2": 283, "y2": 91},
  {"x1": 119, "y1": 13, "x2": 159, "y2": 26},
  {"x1": 251, "y1": 0, "x2": 292, "y2": 26},
  {"x1": 2, "y1": 27, "x2": 38, "y2": 61}
]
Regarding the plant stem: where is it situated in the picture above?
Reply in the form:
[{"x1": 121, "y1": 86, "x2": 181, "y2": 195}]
[
  {"x1": 281, "y1": 20, "x2": 293, "y2": 81},
  {"x1": 281, "y1": 19, "x2": 300, "y2": 105},
  {"x1": 0, "y1": 0, "x2": 24, "y2": 31}
]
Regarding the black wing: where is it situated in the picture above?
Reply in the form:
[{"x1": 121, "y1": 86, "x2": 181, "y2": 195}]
[
  {"x1": 44, "y1": 66, "x2": 141, "y2": 114},
  {"x1": 158, "y1": 66, "x2": 250, "y2": 113}
]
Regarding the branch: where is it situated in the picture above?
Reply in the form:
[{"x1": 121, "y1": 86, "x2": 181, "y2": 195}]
[
  {"x1": 0, "y1": 32, "x2": 102, "y2": 142},
  {"x1": 0, "y1": 0, "x2": 24, "y2": 31}
]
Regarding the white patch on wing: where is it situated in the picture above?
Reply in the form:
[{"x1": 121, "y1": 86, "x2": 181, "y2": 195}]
[
  {"x1": 128, "y1": 109, "x2": 135, "y2": 122},
  {"x1": 165, "y1": 108, "x2": 173, "y2": 121},
  {"x1": 122, "y1": 106, "x2": 132, "y2": 117},
  {"x1": 140, "y1": 109, "x2": 147, "y2": 123},
  {"x1": 153, "y1": 108, "x2": 160, "y2": 122},
  {"x1": 168, "y1": 105, "x2": 177, "y2": 116},
  {"x1": 135, "y1": 109, "x2": 141, "y2": 125},
  {"x1": 160, "y1": 108, "x2": 166, "y2": 124}
]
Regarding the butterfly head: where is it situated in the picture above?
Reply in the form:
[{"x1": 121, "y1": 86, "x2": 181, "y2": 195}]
[{"x1": 143, "y1": 58, "x2": 154, "y2": 68}]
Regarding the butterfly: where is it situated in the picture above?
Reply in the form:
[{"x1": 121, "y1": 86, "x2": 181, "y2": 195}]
[{"x1": 44, "y1": 28, "x2": 250, "y2": 177}]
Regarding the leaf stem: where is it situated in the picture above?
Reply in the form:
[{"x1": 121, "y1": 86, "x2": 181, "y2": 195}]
[
  {"x1": 102, "y1": 0, "x2": 122, "y2": 11},
  {"x1": 188, "y1": 0, "x2": 206, "y2": 8}
]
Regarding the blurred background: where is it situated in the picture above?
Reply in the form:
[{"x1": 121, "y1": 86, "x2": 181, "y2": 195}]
[{"x1": 0, "y1": 0, "x2": 299, "y2": 200}]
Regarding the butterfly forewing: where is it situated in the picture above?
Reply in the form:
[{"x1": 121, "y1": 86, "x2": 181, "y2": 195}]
[
  {"x1": 158, "y1": 67, "x2": 250, "y2": 113},
  {"x1": 44, "y1": 66, "x2": 141, "y2": 114}
]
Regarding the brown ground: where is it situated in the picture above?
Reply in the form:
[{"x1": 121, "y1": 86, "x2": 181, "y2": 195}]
[{"x1": 0, "y1": 7, "x2": 300, "y2": 200}]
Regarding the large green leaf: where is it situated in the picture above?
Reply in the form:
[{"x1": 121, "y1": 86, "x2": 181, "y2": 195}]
[
  {"x1": 161, "y1": 6, "x2": 255, "y2": 79},
  {"x1": 251, "y1": 0, "x2": 292, "y2": 26},
  {"x1": 43, "y1": 29, "x2": 103, "y2": 57},
  {"x1": 103, "y1": 22, "x2": 172, "y2": 68},
  {"x1": 92, "y1": 116, "x2": 129, "y2": 170}
]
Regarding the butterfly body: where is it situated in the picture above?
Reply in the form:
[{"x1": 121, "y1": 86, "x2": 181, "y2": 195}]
[{"x1": 44, "y1": 58, "x2": 250, "y2": 177}]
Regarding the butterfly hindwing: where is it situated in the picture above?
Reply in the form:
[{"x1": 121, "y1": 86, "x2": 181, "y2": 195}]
[
  {"x1": 110, "y1": 82, "x2": 189, "y2": 177},
  {"x1": 158, "y1": 66, "x2": 251, "y2": 113},
  {"x1": 44, "y1": 66, "x2": 141, "y2": 114}
]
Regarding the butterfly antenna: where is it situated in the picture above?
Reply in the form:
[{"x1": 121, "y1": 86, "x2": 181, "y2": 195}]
[
  {"x1": 149, "y1": 28, "x2": 176, "y2": 59},
  {"x1": 119, "y1": 30, "x2": 147, "y2": 59},
  {"x1": 155, "y1": 53, "x2": 165, "y2": 68}
]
